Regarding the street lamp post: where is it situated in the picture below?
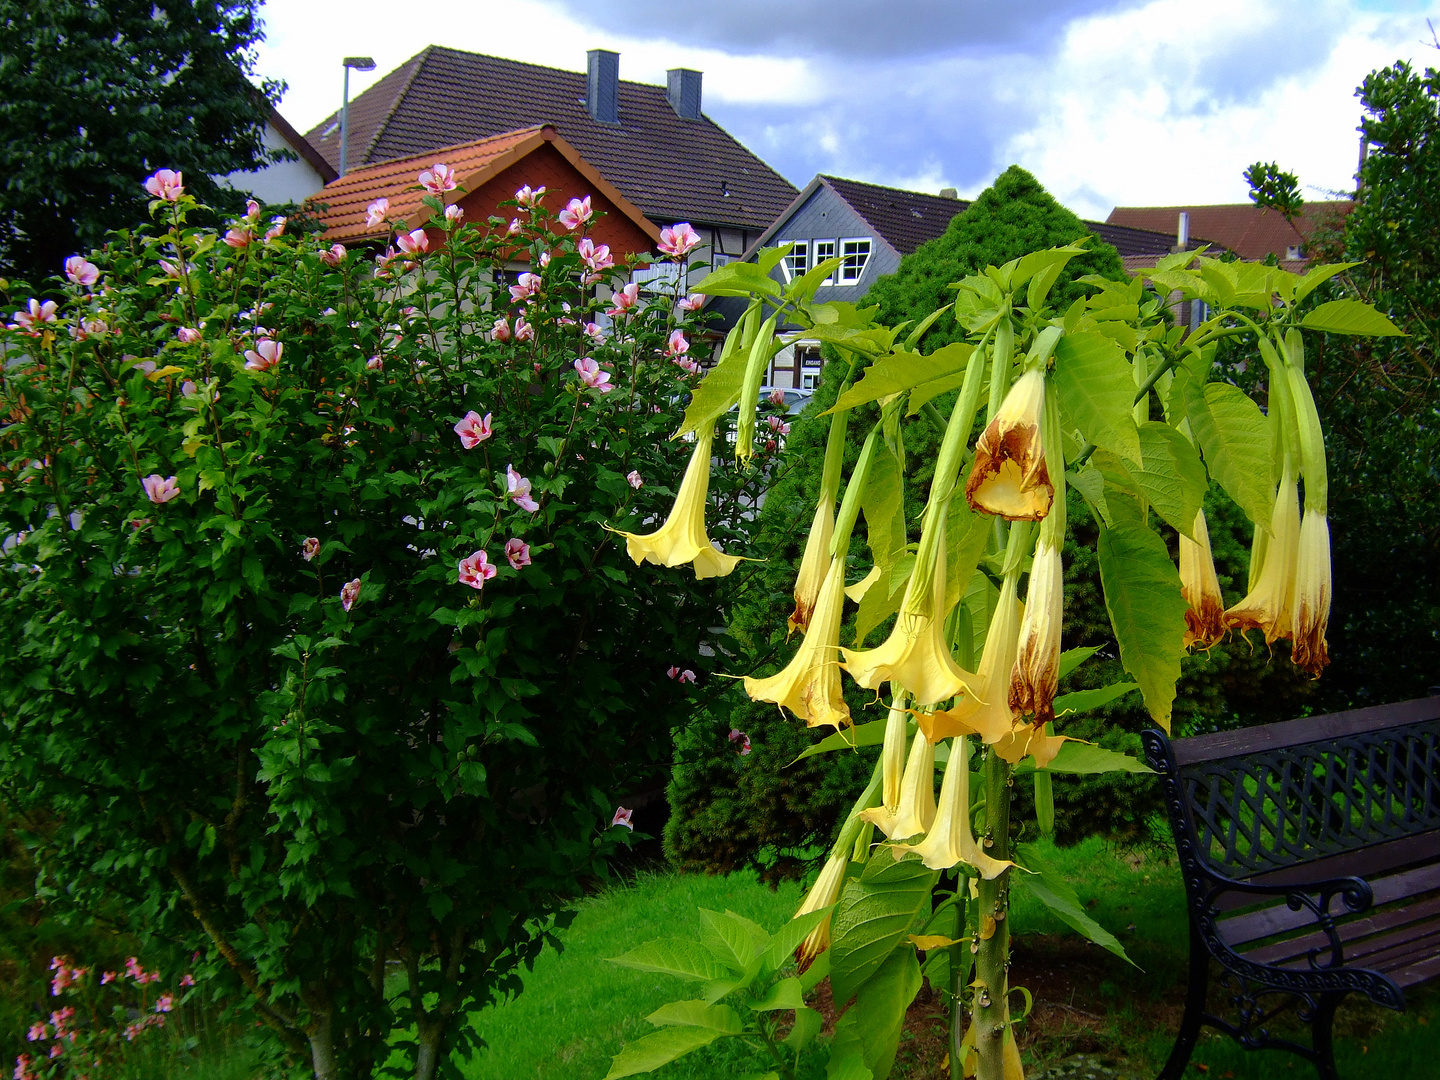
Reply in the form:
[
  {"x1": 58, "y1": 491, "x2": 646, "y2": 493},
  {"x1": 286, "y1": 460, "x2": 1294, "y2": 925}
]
[{"x1": 339, "y1": 56, "x2": 377, "y2": 177}]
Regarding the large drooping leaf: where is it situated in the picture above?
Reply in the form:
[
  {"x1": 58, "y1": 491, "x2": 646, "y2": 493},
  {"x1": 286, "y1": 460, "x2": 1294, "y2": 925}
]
[
  {"x1": 1040, "y1": 741, "x2": 1154, "y2": 774},
  {"x1": 1093, "y1": 422, "x2": 1207, "y2": 539},
  {"x1": 758, "y1": 908, "x2": 831, "y2": 975},
  {"x1": 751, "y1": 977, "x2": 805, "y2": 1011},
  {"x1": 1301, "y1": 299, "x2": 1404, "y2": 337},
  {"x1": 831, "y1": 946, "x2": 923, "y2": 1080},
  {"x1": 678, "y1": 304, "x2": 758, "y2": 436},
  {"x1": 603, "y1": 1026, "x2": 729, "y2": 1079},
  {"x1": 861, "y1": 444, "x2": 907, "y2": 571},
  {"x1": 698, "y1": 909, "x2": 768, "y2": 971},
  {"x1": 1013, "y1": 843, "x2": 1135, "y2": 966},
  {"x1": 1097, "y1": 522, "x2": 1188, "y2": 730},
  {"x1": 1182, "y1": 380, "x2": 1274, "y2": 530},
  {"x1": 1053, "y1": 332, "x2": 1142, "y2": 464},
  {"x1": 944, "y1": 495, "x2": 993, "y2": 612},
  {"x1": 646, "y1": 1000, "x2": 745, "y2": 1032},
  {"x1": 793, "y1": 719, "x2": 887, "y2": 762},
  {"x1": 1052, "y1": 681, "x2": 1138, "y2": 716},
  {"x1": 829, "y1": 855, "x2": 937, "y2": 1006},
  {"x1": 829, "y1": 343, "x2": 973, "y2": 413},
  {"x1": 1058, "y1": 645, "x2": 1103, "y2": 680},
  {"x1": 609, "y1": 937, "x2": 738, "y2": 981}
]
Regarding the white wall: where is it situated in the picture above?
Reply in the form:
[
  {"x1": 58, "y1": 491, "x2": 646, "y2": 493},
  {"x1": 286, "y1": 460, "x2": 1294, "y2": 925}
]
[{"x1": 218, "y1": 122, "x2": 327, "y2": 207}]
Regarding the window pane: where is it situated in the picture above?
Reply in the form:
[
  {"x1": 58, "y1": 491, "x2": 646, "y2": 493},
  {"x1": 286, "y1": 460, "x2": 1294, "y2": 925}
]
[
  {"x1": 840, "y1": 239, "x2": 870, "y2": 282},
  {"x1": 782, "y1": 241, "x2": 809, "y2": 280},
  {"x1": 813, "y1": 240, "x2": 836, "y2": 283}
]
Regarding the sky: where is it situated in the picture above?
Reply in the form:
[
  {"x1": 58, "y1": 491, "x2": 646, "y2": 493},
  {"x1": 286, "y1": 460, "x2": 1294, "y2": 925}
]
[{"x1": 252, "y1": 0, "x2": 1440, "y2": 219}]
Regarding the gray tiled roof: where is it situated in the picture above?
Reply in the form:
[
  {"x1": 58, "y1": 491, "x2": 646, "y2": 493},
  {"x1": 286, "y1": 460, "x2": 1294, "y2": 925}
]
[
  {"x1": 305, "y1": 46, "x2": 797, "y2": 233},
  {"x1": 818, "y1": 175, "x2": 1179, "y2": 260},
  {"x1": 821, "y1": 176, "x2": 969, "y2": 255}
]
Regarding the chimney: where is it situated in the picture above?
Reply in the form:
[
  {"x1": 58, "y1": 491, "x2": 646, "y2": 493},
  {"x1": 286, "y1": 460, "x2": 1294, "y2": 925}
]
[
  {"x1": 586, "y1": 50, "x2": 619, "y2": 124},
  {"x1": 938, "y1": 187, "x2": 959, "y2": 200},
  {"x1": 1176, "y1": 210, "x2": 1190, "y2": 251},
  {"x1": 667, "y1": 68, "x2": 703, "y2": 120}
]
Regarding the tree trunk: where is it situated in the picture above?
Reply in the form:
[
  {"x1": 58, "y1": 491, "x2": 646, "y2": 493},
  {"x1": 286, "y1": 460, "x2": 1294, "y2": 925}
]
[
  {"x1": 308, "y1": 1007, "x2": 339, "y2": 1080},
  {"x1": 414, "y1": 1017, "x2": 444, "y2": 1080},
  {"x1": 971, "y1": 748, "x2": 1012, "y2": 1080}
]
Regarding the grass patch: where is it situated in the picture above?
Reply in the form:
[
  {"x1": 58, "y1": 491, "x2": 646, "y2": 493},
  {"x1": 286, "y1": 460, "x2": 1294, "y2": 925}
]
[{"x1": 458, "y1": 839, "x2": 1438, "y2": 1079}]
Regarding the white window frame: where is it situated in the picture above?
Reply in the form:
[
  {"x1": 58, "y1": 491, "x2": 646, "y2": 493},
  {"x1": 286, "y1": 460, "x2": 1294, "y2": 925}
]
[
  {"x1": 779, "y1": 240, "x2": 809, "y2": 283},
  {"x1": 839, "y1": 237, "x2": 871, "y2": 284},
  {"x1": 801, "y1": 372, "x2": 820, "y2": 390},
  {"x1": 712, "y1": 251, "x2": 736, "y2": 271},
  {"x1": 812, "y1": 239, "x2": 837, "y2": 286}
]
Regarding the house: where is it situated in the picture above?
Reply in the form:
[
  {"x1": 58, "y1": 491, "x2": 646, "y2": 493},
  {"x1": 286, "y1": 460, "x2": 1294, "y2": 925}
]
[
  {"x1": 306, "y1": 125, "x2": 660, "y2": 260},
  {"x1": 742, "y1": 175, "x2": 1177, "y2": 389},
  {"x1": 1105, "y1": 201, "x2": 1353, "y2": 270},
  {"x1": 220, "y1": 107, "x2": 337, "y2": 206},
  {"x1": 301, "y1": 46, "x2": 797, "y2": 284}
]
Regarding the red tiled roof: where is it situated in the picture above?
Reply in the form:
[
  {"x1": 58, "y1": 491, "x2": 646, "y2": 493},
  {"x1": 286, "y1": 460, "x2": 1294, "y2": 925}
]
[
  {"x1": 1105, "y1": 202, "x2": 1352, "y2": 262},
  {"x1": 305, "y1": 46, "x2": 797, "y2": 233},
  {"x1": 307, "y1": 125, "x2": 661, "y2": 251}
]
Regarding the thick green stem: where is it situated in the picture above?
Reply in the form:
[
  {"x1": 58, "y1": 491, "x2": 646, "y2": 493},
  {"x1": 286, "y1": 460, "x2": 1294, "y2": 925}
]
[{"x1": 971, "y1": 748, "x2": 1012, "y2": 1080}]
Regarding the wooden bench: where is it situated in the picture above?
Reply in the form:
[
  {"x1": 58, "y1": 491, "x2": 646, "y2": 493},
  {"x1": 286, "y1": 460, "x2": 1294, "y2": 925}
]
[{"x1": 1141, "y1": 697, "x2": 1440, "y2": 1080}]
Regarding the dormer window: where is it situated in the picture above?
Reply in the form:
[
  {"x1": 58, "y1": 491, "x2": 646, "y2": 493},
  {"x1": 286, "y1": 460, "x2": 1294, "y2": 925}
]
[
  {"x1": 839, "y1": 238, "x2": 871, "y2": 283},
  {"x1": 1285, "y1": 244, "x2": 1304, "y2": 261}
]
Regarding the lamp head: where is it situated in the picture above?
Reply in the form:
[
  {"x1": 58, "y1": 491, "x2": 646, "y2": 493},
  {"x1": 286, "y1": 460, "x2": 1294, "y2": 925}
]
[{"x1": 343, "y1": 57, "x2": 376, "y2": 71}]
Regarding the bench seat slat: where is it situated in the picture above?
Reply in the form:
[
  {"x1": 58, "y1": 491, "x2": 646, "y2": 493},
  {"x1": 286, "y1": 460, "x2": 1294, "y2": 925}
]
[
  {"x1": 1221, "y1": 863, "x2": 1440, "y2": 945},
  {"x1": 1385, "y1": 951, "x2": 1440, "y2": 988},
  {"x1": 1172, "y1": 696, "x2": 1440, "y2": 765},
  {"x1": 1236, "y1": 892, "x2": 1440, "y2": 965}
]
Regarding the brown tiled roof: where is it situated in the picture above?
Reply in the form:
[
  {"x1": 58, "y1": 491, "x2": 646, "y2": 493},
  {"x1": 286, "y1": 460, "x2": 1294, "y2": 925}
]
[
  {"x1": 1087, "y1": 221, "x2": 1175, "y2": 258},
  {"x1": 1105, "y1": 202, "x2": 1352, "y2": 261},
  {"x1": 820, "y1": 176, "x2": 969, "y2": 255},
  {"x1": 305, "y1": 46, "x2": 797, "y2": 232},
  {"x1": 306, "y1": 125, "x2": 660, "y2": 250}
]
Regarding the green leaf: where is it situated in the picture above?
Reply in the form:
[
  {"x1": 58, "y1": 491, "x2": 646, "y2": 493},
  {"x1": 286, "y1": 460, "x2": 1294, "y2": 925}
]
[
  {"x1": 603, "y1": 1027, "x2": 726, "y2": 1079},
  {"x1": 1183, "y1": 381, "x2": 1274, "y2": 531},
  {"x1": 1301, "y1": 299, "x2": 1404, "y2": 337},
  {"x1": 799, "y1": 947, "x2": 831, "y2": 995},
  {"x1": 1097, "y1": 522, "x2": 1188, "y2": 730},
  {"x1": 1053, "y1": 332, "x2": 1141, "y2": 464},
  {"x1": 698, "y1": 909, "x2": 768, "y2": 971},
  {"x1": 1093, "y1": 422, "x2": 1207, "y2": 539},
  {"x1": 1042, "y1": 741, "x2": 1154, "y2": 775},
  {"x1": 646, "y1": 1000, "x2": 745, "y2": 1033},
  {"x1": 1014, "y1": 843, "x2": 1135, "y2": 966},
  {"x1": 1058, "y1": 645, "x2": 1102, "y2": 680},
  {"x1": 829, "y1": 343, "x2": 973, "y2": 413},
  {"x1": 1052, "y1": 682, "x2": 1138, "y2": 716},
  {"x1": 690, "y1": 260, "x2": 782, "y2": 299},
  {"x1": 610, "y1": 937, "x2": 738, "y2": 981},
  {"x1": 832, "y1": 946, "x2": 922, "y2": 1080},
  {"x1": 830, "y1": 855, "x2": 937, "y2": 1005},
  {"x1": 751, "y1": 977, "x2": 805, "y2": 1011},
  {"x1": 792, "y1": 720, "x2": 886, "y2": 763},
  {"x1": 826, "y1": 1033, "x2": 875, "y2": 1080},
  {"x1": 861, "y1": 443, "x2": 906, "y2": 570},
  {"x1": 678, "y1": 304, "x2": 758, "y2": 437},
  {"x1": 1293, "y1": 262, "x2": 1358, "y2": 305},
  {"x1": 1068, "y1": 466, "x2": 1112, "y2": 527},
  {"x1": 783, "y1": 1006, "x2": 824, "y2": 1051},
  {"x1": 943, "y1": 495, "x2": 992, "y2": 613},
  {"x1": 758, "y1": 907, "x2": 831, "y2": 974}
]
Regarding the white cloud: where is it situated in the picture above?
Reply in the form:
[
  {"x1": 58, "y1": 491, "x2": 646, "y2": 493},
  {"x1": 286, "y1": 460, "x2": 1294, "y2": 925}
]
[
  {"x1": 996, "y1": 0, "x2": 1440, "y2": 216},
  {"x1": 253, "y1": 0, "x2": 819, "y2": 134}
]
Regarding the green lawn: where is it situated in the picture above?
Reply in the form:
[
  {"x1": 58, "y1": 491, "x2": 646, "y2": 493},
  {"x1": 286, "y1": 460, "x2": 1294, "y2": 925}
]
[{"x1": 456, "y1": 840, "x2": 1438, "y2": 1080}]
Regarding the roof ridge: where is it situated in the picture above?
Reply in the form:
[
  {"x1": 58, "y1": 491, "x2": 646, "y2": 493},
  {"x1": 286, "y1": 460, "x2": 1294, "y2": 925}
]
[
  {"x1": 346, "y1": 125, "x2": 550, "y2": 174},
  {"x1": 419, "y1": 44, "x2": 696, "y2": 92},
  {"x1": 821, "y1": 174, "x2": 964, "y2": 202},
  {"x1": 362, "y1": 46, "x2": 435, "y2": 167}
]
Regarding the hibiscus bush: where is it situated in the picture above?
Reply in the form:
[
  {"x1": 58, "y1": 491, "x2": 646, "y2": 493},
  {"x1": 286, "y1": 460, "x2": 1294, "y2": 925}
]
[{"x1": 0, "y1": 172, "x2": 779, "y2": 1079}]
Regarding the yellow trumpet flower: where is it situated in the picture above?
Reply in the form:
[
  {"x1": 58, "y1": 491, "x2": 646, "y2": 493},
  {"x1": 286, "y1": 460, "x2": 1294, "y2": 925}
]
[
  {"x1": 794, "y1": 849, "x2": 848, "y2": 962},
  {"x1": 860, "y1": 719, "x2": 937, "y2": 840},
  {"x1": 1226, "y1": 474, "x2": 1301, "y2": 644},
  {"x1": 842, "y1": 518, "x2": 977, "y2": 707},
  {"x1": 1009, "y1": 537, "x2": 1063, "y2": 722},
  {"x1": 610, "y1": 425, "x2": 741, "y2": 579},
  {"x1": 965, "y1": 368, "x2": 1054, "y2": 521},
  {"x1": 912, "y1": 736, "x2": 1010, "y2": 877},
  {"x1": 1180, "y1": 507, "x2": 1226, "y2": 649},
  {"x1": 1291, "y1": 508, "x2": 1331, "y2": 676},
  {"x1": 744, "y1": 556, "x2": 851, "y2": 729},
  {"x1": 788, "y1": 500, "x2": 835, "y2": 636},
  {"x1": 916, "y1": 572, "x2": 1023, "y2": 745}
]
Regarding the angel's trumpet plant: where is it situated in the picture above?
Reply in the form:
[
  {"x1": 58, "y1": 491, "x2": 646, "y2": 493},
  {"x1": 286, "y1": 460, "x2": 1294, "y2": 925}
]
[
  {"x1": 794, "y1": 849, "x2": 847, "y2": 963},
  {"x1": 861, "y1": 710, "x2": 936, "y2": 840},
  {"x1": 1010, "y1": 464, "x2": 1065, "y2": 722},
  {"x1": 1179, "y1": 507, "x2": 1226, "y2": 649},
  {"x1": 788, "y1": 405, "x2": 848, "y2": 635},
  {"x1": 746, "y1": 429, "x2": 879, "y2": 728},
  {"x1": 911, "y1": 735, "x2": 1011, "y2": 878},
  {"x1": 1287, "y1": 357, "x2": 1332, "y2": 676},
  {"x1": 965, "y1": 366, "x2": 1054, "y2": 521},
  {"x1": 1225, "y1": 470, "x2": 1300, "y2": 643},
  {"x1": 610, "y1": 424, "x2": 741, "y2": 579}
]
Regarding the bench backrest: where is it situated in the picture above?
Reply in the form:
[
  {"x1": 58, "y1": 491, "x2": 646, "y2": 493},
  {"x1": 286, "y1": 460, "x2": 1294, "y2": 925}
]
[{"x1": 1145, "y1": 697, "x2": 1440, "y2": 881}]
